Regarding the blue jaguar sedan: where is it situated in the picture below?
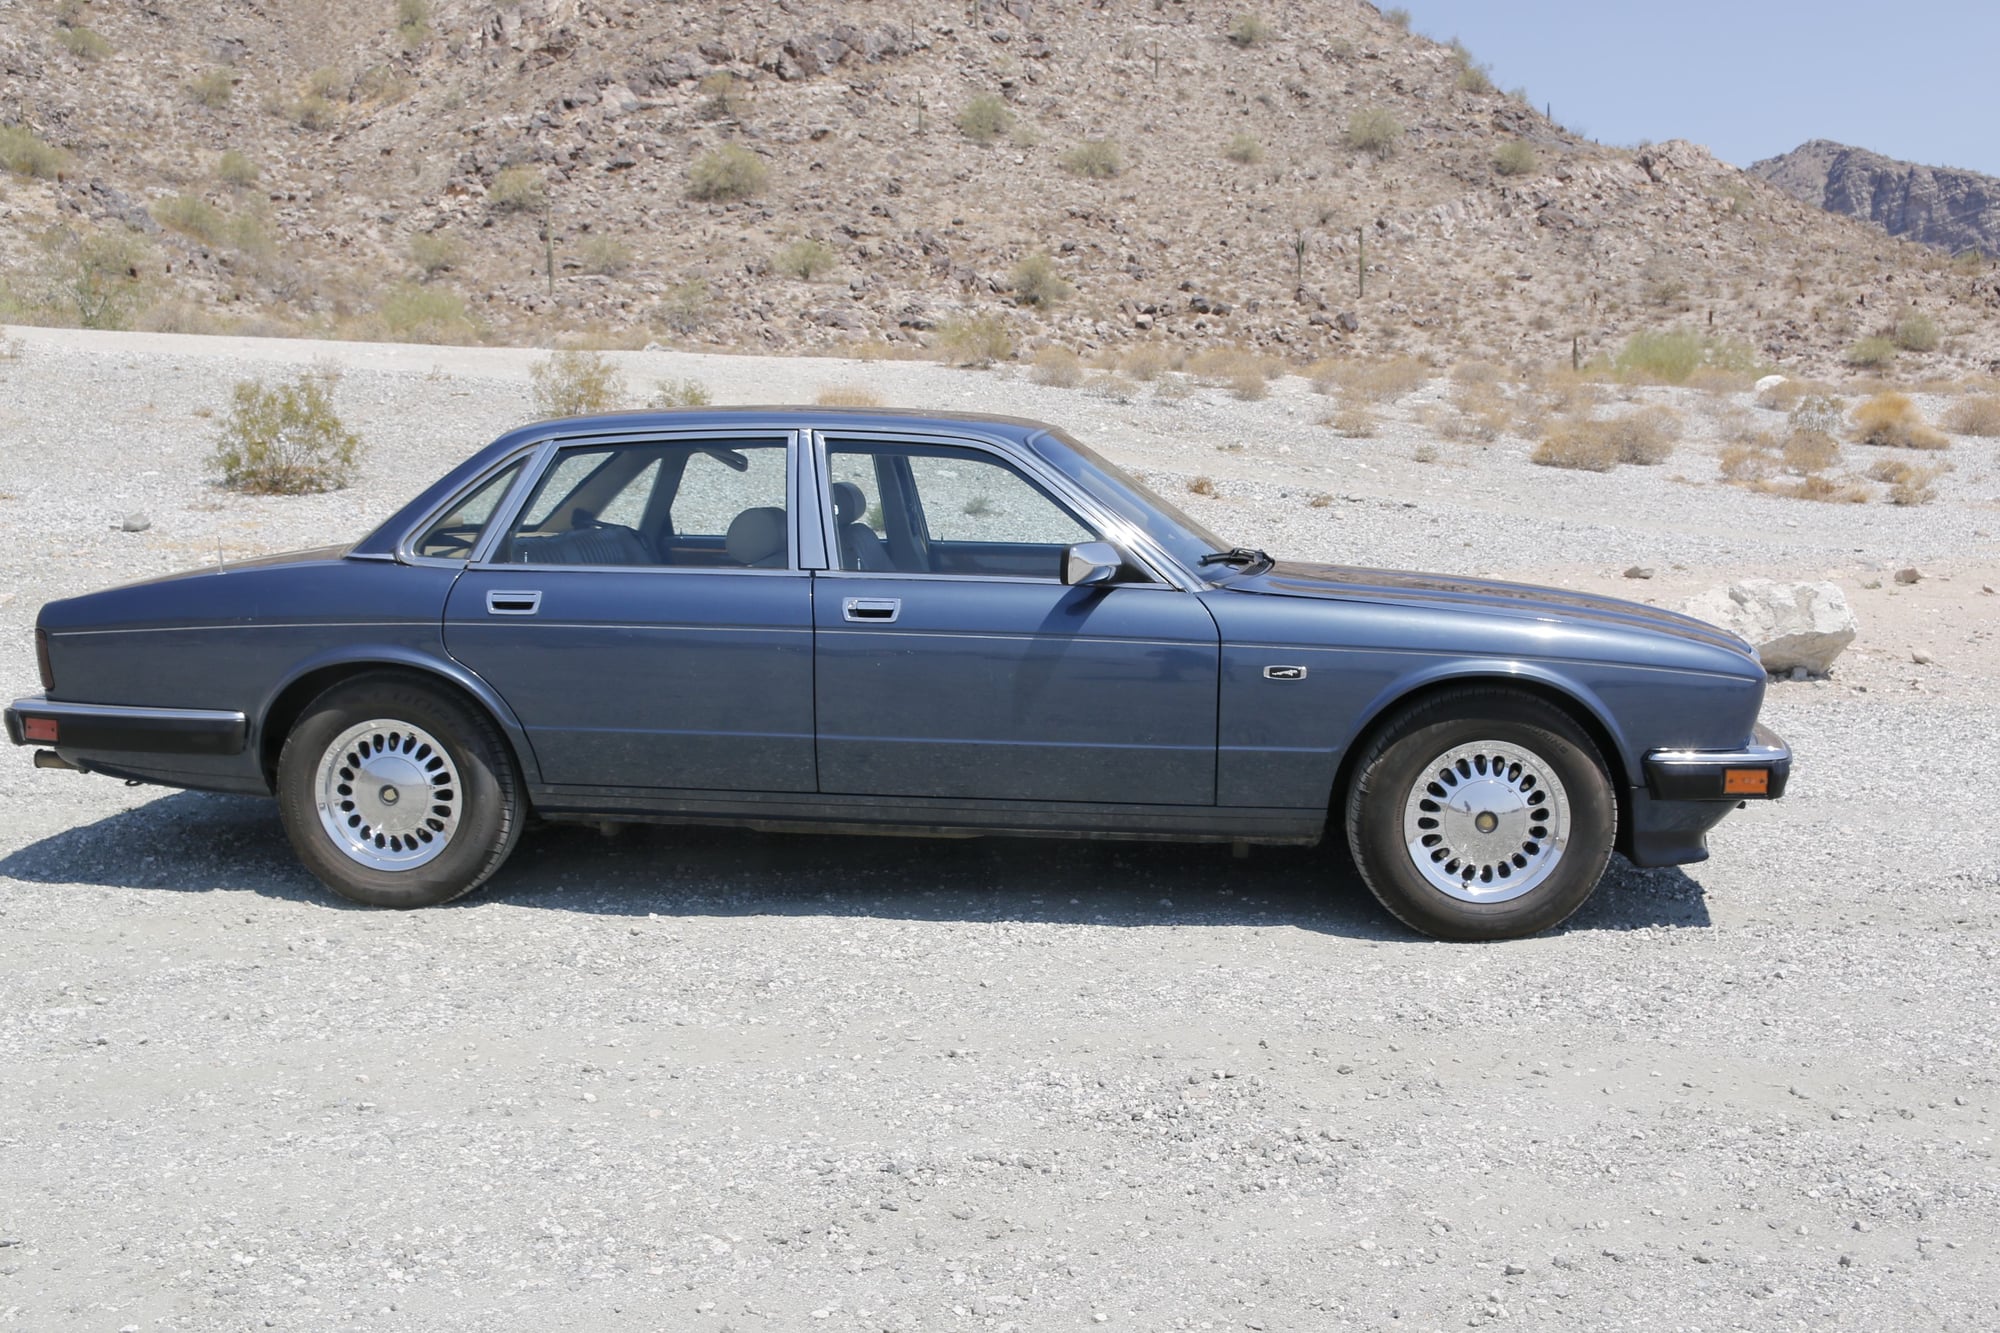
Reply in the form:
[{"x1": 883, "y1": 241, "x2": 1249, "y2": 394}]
[{"x1": 5, "y1": 408, "x2": 1788, "y2": 940}]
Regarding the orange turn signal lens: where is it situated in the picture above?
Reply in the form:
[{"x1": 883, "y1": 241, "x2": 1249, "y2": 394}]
[{"x1": 1723, "y1": 768, "x2": 1769, "y2": 795}]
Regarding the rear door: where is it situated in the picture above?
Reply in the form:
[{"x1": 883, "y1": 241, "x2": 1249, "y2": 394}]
[
  {"x1": 812, "y1": 434, "x2": 1221, "y2": 806},
  {"x1": 443, "y1": 431, "x2": 816, "y2": 793}
]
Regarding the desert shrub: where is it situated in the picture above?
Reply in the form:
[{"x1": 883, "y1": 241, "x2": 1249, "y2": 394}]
[
  {"x1": 287, "y1": 95, "x2": 338, "y2": 131},
  {"x1": 1892, "y1": 312, "x2": 1941, "y2": 353},
  {"x1": 1943, "y1": 394, "x2": 2000, "y2": 436},
  {"x1": 1345, "y1": 108, "x2": 1401, "y2": 158},
  {"x1": 396, "y1": 0, "x2": 432, "y2": 48},
  {"x1": 1614, "y1": 328, "x2": 1757, "y2": 384},
  {"x1": 814, "y1": 384, "x2": 882, "y2": 407},
  {"x1": 354, "y1": 64, "x2": 414, "y2": 105},
  {"x1": 1851, "y1": 391, "x2": 1948, "y2": 449},
  {"x1": 1030, "y1": 345, "x2": 1084, "y2": 387},
  {"x1": 1329, "y1": 399, "x2": 1376, "y2": 437},
  {"x1": 1447, "y1": 378, "x2": 1514, "y2": 441},
  {"x1": 1784, "y1": 474, "x2": 1870, "y2": 504},
  {"x1": 1786, "y1": 393, "x2": 1844, "y2": 440},
  {"x1": 697, "y1": 72, "x2": 751, "y2": 121},
  {"x1": 216, "y1": 150, "x2": 259, "y2": 187},
  {"x1": 224, "y1": 212, "x2": 277, "y2": 266},
  {"x1": 1845, "y1": 335, "x2": 1898, "y2": 369},
  {"x1": 210, "y1": 368, "x2": 362, "y2": 494},
  {"x1": 1326, "y1": 355, "x2": 1428, "y2": 401},
  {"x1": 1225, "y1": 132, "x2": 1264, "y2": 164},
  {"x1": 652, "y1": 377, "x2": 712, "y2": 407},
  {"x1": 529, "y1": 349, "x2": 624, "y2": 418},
  {"x1": 1187, "y1": 476, "x2": 1218, "y2": 497},
  {"x1": 1605, "y1": 406, "x2": 1683, "y2": 463},
  {"x1": 776, "y1": 238, "x2": 837, "y2": 280},
  {"x1": 58, "y1": 26, "x2": 113, "y2": 60},
  {"x1": 934, "y1": 313, "x2": 1014, "y2": 366},
  {"x1": 153, "y1": 194, "x2": 229, "y2": 247},
  {"x1": 0, "y1": 125, "x2": 70, "y2": 179},
  {"x1": 1781, "y1": 429, "x2": 1840, "y2": 475},
  {"x1": 1120, "y1": 343, "x2": 1177, "y2": 381},
  {"x1": 577, "y1": 234, "x2": 634, "y2": 276},
  {"x1": 957, "y1": 94, "x2": 1013, "y2": 145},
  {"x1": 1010, "y1": 252, "x2": 1072, "y2": 307},
  {"x1": 1867, "y1": 458, "x2": 1944, "y2": 506},
  {"x1": 1686, "y1": 364, "x2": 1754, "y2": 394},
  {"x1": 1187, "y1": 344, "x2": 1271, "y2": 386},
  {"x1": 1718, "y1": 437, "x2": 1778, "y2": 483},
  {"x1": 1531, "y1": 420, "x2": 1619, "y2": 471},
  {"x1": 189, "y1": 69, "x2": 235, "y2": 109},
  {"x1": 1492, "y1": 140, "x2": 1536, "y2": 177},
  {"x1": 1060, "y1": 140, "x2": 1124, "y2": 179},
  {"x1": 1451, "y1": 43, "x2": 1494, "y2": 94},
  {"x1": 379, "y1": 283, "x2": 476, "y2": 342},
  {"x1": 652, "y1": 279, "x2": 710, "y2": 335},
  {"x1": 488, "y1": 166, "x2": 547, "y2": 214},
  {"x1": 687, "y1": 144, "x2": 767, "y2": 201},
  {"x1": 1227, "y1": 15, "x2": 1272, "y2": 46},
  {"x1": 409, "y1": 231, "x2": 463, "y2": 278},
  {"x1": 1383, "y1": 7, "x2": 1411, "y2": 29}
]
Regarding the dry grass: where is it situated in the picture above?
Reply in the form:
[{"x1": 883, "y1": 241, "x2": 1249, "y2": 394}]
[
  {"x1": 1780, "y1": 430, "x2": 1841, "y2": 475},
  {"x1": 1774, "y1": 474, "x2": 1870, "y2": 504},
  {"x1": 1119, "y1": 343, "x2": 1179, "y2": 381},
  {"x1": 1445, "y1": 378, "x2": 1513, "y2": 441},
  {"x1": 1187, "y1": 345, "x2": 1276, "y2": 399},
  {"x1": 1531, "y1": 421, "x2": 1618, "y2": 472},
  {"x1": 1316, "y1": 355, "x2": 1429, "y2": 402},
  {"x1": 1187, "y1": 476, "x2": 1218, "y2": 497},
  {"x1": 1718, "y1": 436, "x2": 1779, "y2": 483},
  {"x1": 1029, "y1": 345, "x2": 1083, "y2": 387},
  {"x1": 814, "y1": 384, "x2": 883, "y2": 407},
  {"x1": 1851, "y1": 392, "x2": 1949, "y2": 450},
  {"x1": 1867, "y1": 457, "x2": 1947, "y2": 506},
  {"x1": 1943, "y1": 395, "x2": 2000, "y2": 437},
  {"x1": 1325, "y1": 398, "x2": 1376, "y2": 437}
]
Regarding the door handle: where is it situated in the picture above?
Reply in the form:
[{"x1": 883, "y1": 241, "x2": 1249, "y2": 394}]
[
  {"x1": 486, "y1": 589, "x2": 542, "y2": 616},
  {"x1": 842, "y1": 597, "x2": 901, "y2": 623}
]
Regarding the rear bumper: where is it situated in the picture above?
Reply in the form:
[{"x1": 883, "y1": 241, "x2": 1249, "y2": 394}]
[
  {"x1": 5, "y1": 695, "x2": 248, "y2": 757},
  {"x1": 1643, "y1": 723, "x2": 1791, "y2": 802}
]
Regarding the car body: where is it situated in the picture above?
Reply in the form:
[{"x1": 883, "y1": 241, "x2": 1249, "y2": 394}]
[{"x1": 6, "y1": 408, "x2": 1789, "y2": 939}]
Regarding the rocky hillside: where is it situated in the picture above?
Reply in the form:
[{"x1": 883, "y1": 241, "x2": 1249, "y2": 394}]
[
  {"x1": 4, "y1": 0, "x2": 1998, "y2": 375},
  {"x1": 1752, "y1": 140, "x2": 2000, "y2": 260}
]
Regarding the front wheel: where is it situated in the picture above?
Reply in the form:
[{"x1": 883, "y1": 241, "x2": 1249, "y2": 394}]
[
  {"x1": 1344, "y1": 687, "x2": 1616, "y2": 941},
  {"x1": 277, "y1": 673, "x2": 524, "y2": 908}
]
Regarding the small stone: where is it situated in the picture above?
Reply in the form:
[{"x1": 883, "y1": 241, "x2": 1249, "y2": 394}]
[
  {"x1": 1790, "y1": 666, "x2": 1808, "y2": 682},
  {"x1": 1504, "y1": 1263, "x2": 1527, "y2": 1276},
  {"x1": 582, "y1": 1092, "x2": 597, "y2": 1103},
  {"x1": 1623, "y1": 566, "x2": 1655, "y2": 580},
  {"x1": 1894, "y1": 567, "x2": 1922, "y2": 585},
  {"x1": 1093, "y1": 1314, "x2": 1108, "y2": 1324},
  {"x1": 1912, "y1": 650, "x2": 1934, "y2": 665},
  {"x1": 1839, "y1": 1254, "x2": 1854, "y2": 1267},
  {"x1": 115, "y1": 512, "x2": 150, "y2": 532},
  {"x1": 1981, "y1": 585, "x2": 1995, "y2": 595},
  {"x1": 1859, "y1": 578, "x2": 1882, "y2": 590}
]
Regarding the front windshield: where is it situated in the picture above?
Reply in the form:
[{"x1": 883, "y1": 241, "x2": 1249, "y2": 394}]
[{"x1": 1027, "y1": 427, "x2": 1231, "y2": 574}]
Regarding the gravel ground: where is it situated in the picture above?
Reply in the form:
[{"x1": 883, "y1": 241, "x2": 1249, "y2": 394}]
[{"x1": 1, "y1": 329, "x2": 1997, "y2": 1331}]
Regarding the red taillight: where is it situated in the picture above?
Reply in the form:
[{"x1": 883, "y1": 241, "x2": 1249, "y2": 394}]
[{"x1": 35, "y1": 627, "x2": 53, "y2": 692}]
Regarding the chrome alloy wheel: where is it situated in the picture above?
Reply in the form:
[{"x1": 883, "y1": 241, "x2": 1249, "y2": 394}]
[
  {"x1": 313, "y1": 718, "x2": 462, "y2": 871},
  {"x1": 1401, "y1": 740, "x2": 1571, "y2": 903}
]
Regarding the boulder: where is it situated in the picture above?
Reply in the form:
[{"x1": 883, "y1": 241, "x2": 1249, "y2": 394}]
[
  {"x1": 1754, "y1": 373, "x2": 1788, "y2": 397},
  {"x1": 1681, "y1": 579, "x2": 1858, "y2": 676}
]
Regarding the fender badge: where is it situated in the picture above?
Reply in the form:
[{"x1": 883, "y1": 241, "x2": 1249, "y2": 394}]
[{"x1": 1262, "y1": 665, "x2": 1307, "y2": 681}]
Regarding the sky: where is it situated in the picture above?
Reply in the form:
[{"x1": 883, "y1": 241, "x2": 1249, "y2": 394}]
[{"x1": 1397, "y1": 1, "x2": 2000, "y2": 177}]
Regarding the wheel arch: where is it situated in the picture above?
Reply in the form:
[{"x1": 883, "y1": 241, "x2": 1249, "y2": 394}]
[
  {"x1": 254, "y1": 649, "x2": 538, "y2": 791},
  {"x1": 1326, "y1": 666, "x2": 1634, "y2": 844}
]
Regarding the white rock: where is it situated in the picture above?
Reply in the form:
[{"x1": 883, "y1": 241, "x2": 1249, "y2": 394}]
[
  {"x1": 1681, "y1": 579, "x2": 1858, "y2": 676},
  {"x1": 1754, "y1": 374, "x2": 1788, "y2": 398}
]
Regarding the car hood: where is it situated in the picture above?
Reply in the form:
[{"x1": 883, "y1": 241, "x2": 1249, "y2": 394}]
[{"x1": 1230, "y1": 561, "x2": 1753, "y2": 657}]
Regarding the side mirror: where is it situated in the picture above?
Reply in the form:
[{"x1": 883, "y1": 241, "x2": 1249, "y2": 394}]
[{"x1": 1062, "y1": 541, "x2": 1123, "y2": 587}]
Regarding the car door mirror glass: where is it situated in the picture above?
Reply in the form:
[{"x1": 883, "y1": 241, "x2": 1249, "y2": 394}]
[{"x1": 1062, "y1": 541, "x2": 1123, "y2": 586}]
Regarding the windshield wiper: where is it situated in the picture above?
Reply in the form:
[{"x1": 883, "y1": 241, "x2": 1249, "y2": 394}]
[{"x1": 1197, "y1": 546, "x2": 1272, "y2": 573}]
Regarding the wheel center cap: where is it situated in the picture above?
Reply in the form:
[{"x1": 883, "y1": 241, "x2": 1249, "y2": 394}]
[
  {"x1": 379, "y1": 785, "x2": 400, "y2": 806},
  {"x1": 1474, "y1": 810, "x2": 1499, "y2": 834}
]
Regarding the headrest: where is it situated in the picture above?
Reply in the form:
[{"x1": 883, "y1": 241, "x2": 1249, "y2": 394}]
[
  {"x1": 724, "y1": 506, "x2": 788, "y2": 567},
  {"x1": 831, "y1": 480, "x2": 867, "y2": 525}
]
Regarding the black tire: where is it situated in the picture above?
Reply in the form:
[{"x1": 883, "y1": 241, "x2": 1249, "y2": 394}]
[
  {"x1": 276, "y1": 672, "x2": 524, "y2": 908},
  {"x1": 1343, "y1": 687, "x2": 1616, "y2": 942}
]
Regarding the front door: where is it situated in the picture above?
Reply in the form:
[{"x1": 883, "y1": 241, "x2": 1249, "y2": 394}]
[
  {"x1": 444, "y1": 433, "x2": 816, "y2": 793},
  {"x1": 812, "y1": 436, "x2": 1220, "y2": 806}
]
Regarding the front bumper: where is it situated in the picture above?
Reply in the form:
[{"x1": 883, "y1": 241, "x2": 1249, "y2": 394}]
[
  {"x1": 1643, "y1": 723, "x2": 1791, "y2": 802},
  {"x1": 5, "y1": 694, "x2": 248, "y2": 757}
]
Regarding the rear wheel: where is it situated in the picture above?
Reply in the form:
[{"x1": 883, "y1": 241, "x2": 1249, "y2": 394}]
[
  {"x1": 277, "y1": 673, "x2": 523, "y2": 908},
  {"x1": 1344, "y1": 687, "x2": 1615, "y2": 941}
]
